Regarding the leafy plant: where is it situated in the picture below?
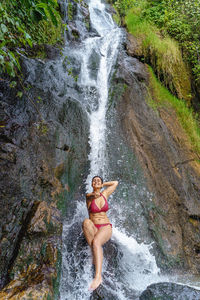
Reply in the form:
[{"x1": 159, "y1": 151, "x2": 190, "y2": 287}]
[
  {"x1": 0, "y1": 0, "x2": 63, "y2": 77},
  {"x1": 112, "y1": 0, "x2": 136, "y2": 16},
  {"x1": 139, "y1": 0, "x2": 200, "y2": 82},
  {"x1": 111, "y1": 0, "x2": 200, "y2": 91}
]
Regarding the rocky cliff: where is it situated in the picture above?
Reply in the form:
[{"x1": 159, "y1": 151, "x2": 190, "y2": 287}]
[
  {"x1": 0, "y1": 0, "x2": 91, "y2": 298},
  {"x1": 0, "y1": 71, "x2": 89, "y2": 298},
  {"x1": 113, "y1": 34, "x2": 200, "y2": 273}
]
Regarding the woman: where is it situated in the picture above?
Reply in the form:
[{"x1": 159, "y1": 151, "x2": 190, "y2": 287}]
[{"x1": 82, "y1": 176, "x2": 118, "y2": 291}]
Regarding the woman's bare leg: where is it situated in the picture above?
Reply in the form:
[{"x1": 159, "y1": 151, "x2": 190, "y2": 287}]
[
  {"x1": 82, "y1": 218, "x2": 98, "y2": 246},
  {"x1": 90, "y1": 225, "x2": 112, "y2": 291}
]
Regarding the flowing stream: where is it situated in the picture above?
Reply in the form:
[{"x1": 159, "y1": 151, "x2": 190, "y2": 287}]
[{"x1": 59, "y1": 0, "x2": 169, "y2": 299}]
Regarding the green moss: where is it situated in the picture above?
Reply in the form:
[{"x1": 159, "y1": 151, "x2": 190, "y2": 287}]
[
  {"x1": 52, "y1": 248, "x2": 62, "y2": 300},
  {"x1": 41, "y1": 242, "x2": 47, "y2": 258},
  {"x1": 54, "y1": 163, "x2": 65, "y2": 180},
  {"x1": 37, "y1": 19, "x2": 64, "y2": 46},
  {"x1": 85, "y1": 20, "x2": 90, "y2": 30},
  {"x1": 47, "y1": 294, "x2": 53, "y2": 300},
  {"x1": 125, "y1": 9, "x2": 191, "y2": 101},
  {"x1": 68, "y1": 2, "x2": 73, "y2": 21},
  {"x1": 56, "y1": 190, "x2": 68, "y2": 216},
  {"x1": 112, "y1": 11, "x2": 121, "y2": 26},
  {"x1": 147, "y1": 66, "x2": 200, "y2": 156},
  {"x1": 108, "y1": 78, "x2": 128, "y2": 110},
  {"x1": 72, "y1": 30, "x2": 79, "y2": 39},
  {"x1": 36, "y1": 121, "x2": 49, "y2": 136},
  {"x1": 150, "y1": 219, "x2": 184, "y2": 270},
  {"x1": 25, "y1": 256, "x2": 34, "y2": 266}
]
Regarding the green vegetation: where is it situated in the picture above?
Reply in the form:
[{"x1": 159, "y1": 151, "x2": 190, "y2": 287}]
[
  {"x1": 111, "y1": 0, "x2": 200, "y2": 85},
  {"x1": 141, "y1": 0, "x2": 200, "y2": 83},
  {"x1": 108, "y1": 82, "x2": 127, "y2": 110},
  {"x1": 111, "y1": 0, "x2": 200, "y2": 155},
  {"x1": 0, "y1": 0, "x2": 63, "y2": 77},
  {"x1": 68, "y1": 2, "x2": 74, "y2": 21},
  {"x1": 125, "y1": 5, "x2": 191, "y2": 101},
  {"x1": 112, "y1": 0, "x2": 135, "y2": 17},
  {"x1": 148, "y1": 66, "x2": 200, "y2": 156}
]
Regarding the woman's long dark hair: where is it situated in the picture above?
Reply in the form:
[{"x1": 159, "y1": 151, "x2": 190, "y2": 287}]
[{"x1": 92, "y1": 175, "x2": 103, "y2": 184}]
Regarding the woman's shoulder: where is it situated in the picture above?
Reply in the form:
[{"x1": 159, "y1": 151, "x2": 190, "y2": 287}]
[
  {"x1": 86, "y1": 192, "x2": 94, "y2": 197},
  {"x1": 86, "y1": 193, "x2": 94, "y2": 201},
  {"x1": 101, "y1": 191, "x2": 107, "y2": 199}
]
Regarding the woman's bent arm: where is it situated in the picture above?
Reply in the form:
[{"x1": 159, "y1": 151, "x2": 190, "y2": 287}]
[{"x1": 102, "y1": 181, "x2": 118, "y2": 198}]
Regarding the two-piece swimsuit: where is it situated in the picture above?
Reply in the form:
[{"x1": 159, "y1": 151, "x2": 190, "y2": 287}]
[{"x1": 89, "y1": 193, "x2": 112, "y2": 229}]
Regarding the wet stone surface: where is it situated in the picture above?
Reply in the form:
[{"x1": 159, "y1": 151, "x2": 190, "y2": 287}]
[
  {"x1": 140, "y1": 282, "x2": 200, "y2": 300},
  {"x1": 114, "y1": 44, "x2": 200, "y2": 273},
  {"x1": 0, "y1": 51, "x2": 89, "y2": 299}
]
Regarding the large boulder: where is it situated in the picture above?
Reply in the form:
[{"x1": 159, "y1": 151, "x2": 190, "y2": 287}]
[{"x1": 140, "y1": 282, "x2": 200, "y2": 300}]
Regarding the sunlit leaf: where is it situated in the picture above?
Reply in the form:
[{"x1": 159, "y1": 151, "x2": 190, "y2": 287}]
[
  {"x1": 47, "y1": 6, "x2": 58, "y2": 26},
  {"x1": 17, "y1": 91, "x2": 23, "y2": 98},
  {"x1": 10, "y1": 80, "x2": 17, "y2": 88},
  {"x1": 1, "y1": 24, "x2": 8, "y2": 33}
]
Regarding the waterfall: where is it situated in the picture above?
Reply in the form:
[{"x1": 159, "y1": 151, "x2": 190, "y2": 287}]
[{"x1": 59, "y1": 0, "x2": 169, "y2": 299}]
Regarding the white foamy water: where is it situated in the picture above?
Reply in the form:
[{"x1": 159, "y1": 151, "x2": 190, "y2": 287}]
[
  {"x1": 86, "y1": 29, "x2": 120, "y2": 187},
  {"x1": 112, "y1": 228, "x2": 169, "y2": 292}
]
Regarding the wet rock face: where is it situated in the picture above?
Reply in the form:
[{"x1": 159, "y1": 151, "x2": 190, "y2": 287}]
[
  {"x1": 114, "y1": 42, "x2": 200, "y2": 273},
  {"x1": 59, "y1": 0, "x2": 92, "y2": 42},
  {"x1": 0, "y1": 0, "x2": 90, "y2": 296},
  {"x1": 0, "y1": 74, "x2": 89, "y2": 296},
  {"x1": 139, "y1": 282, "x2": 200, "y2": 300},
  {"x1": 126, "y1": 33, "x2": 143, "y2": 58}
]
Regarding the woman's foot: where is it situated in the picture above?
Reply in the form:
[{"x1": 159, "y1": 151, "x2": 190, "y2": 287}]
[{"x1": 89, "y1": 276, "x2": 102, "y2": 291}]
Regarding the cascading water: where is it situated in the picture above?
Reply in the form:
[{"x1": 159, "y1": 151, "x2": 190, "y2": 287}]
[{"x1": 59, "y1": 0, "x2": 169, "y2": 299}]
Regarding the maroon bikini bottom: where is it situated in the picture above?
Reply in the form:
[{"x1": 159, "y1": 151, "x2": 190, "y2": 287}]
[{"x1": 94, "y1": 223, "x2": 112, "y2": 230}]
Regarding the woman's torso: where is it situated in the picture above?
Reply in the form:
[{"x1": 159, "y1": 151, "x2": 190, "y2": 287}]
[{"x1": 87, "y1": 193, "x2": 110, "y2": 225}]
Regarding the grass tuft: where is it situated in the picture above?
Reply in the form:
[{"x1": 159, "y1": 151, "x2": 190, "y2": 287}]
[
  {"x1": 147, "y1": 66, "x2": 200, "y2": 156},
  {"x1": 125, "y1": 9, "x2": 191, "y2": 102}
]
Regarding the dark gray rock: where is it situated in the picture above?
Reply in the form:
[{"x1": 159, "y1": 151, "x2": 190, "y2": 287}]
[
  {"x1": 115, "y1": 53, "x2": 148, "y2": 84},
  {"x1": 44, "y1": 44, "x2": 61, "y2": 59},
  {"x1": 0, "y1": 67, "x2": 89, "y2": 290},
  {"x1": 140, "y1": 282, "x2": 200, "y2": 300},
  {"x1": 90, "y1": 285, "x2": 117, "y2": 300}
]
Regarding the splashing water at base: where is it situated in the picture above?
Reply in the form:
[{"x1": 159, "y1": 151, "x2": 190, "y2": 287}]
[
  {"x1": 60, "y1": 200, "x2": 168, "y2": 300},
  {"x1": 111, "y1": 228, "x2": 167, "y2": 292}
]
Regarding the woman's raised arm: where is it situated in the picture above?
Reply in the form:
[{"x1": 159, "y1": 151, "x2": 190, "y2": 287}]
[{"x1": 102, "y1": 181, "x2": 118, "y2": 198}]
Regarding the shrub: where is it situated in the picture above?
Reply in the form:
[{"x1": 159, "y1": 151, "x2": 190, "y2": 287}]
[
  {"x1": 0, "y1": 0, "x2": 63, "y2": 77},
  {"x1": 141, "y1": 0, "x2": 200, "y2": 82},
  {"x1": 126, "y1": 10, "x2": 191, "y2": 101}
]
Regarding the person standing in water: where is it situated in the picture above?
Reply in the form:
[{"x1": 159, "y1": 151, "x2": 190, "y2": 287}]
[{"x1": 82, "y1": 176, "x2": 118, "y2": 291}]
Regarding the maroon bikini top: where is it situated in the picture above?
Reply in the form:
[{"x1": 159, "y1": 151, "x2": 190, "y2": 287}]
[{"x1": 89, "y1": 193, "x2": 109, "y2": 213}]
